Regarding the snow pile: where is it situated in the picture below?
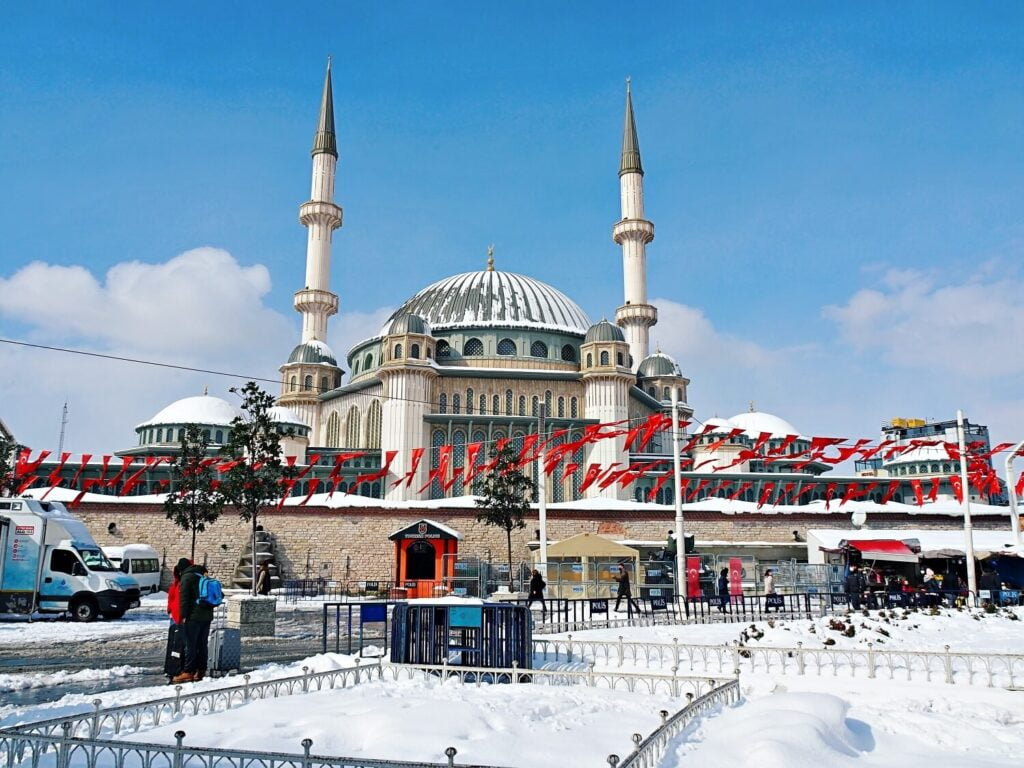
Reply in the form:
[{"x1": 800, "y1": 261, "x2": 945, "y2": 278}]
[{"x1": 0, "y1": 665, "x2": 144, "y2": 693}]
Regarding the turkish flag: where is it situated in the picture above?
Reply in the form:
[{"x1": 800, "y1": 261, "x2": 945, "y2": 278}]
[
  {"x1": 355, "y1": 450, "x2": 397, "y2": 487},
  {"x1": 880, "y1": 480, "x2": 900, "y2": 505},
  {"x1": 949, "y1": 474, "x2": 964, "y2": 504},
  {"x1": 909, "y1": 479, "x2": 924, "y2": 507},
  {"x1": 394, "y1": 448, "x2": 425, "y2": 487}
]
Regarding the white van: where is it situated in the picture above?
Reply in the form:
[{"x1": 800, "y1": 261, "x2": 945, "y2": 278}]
[{"x1": 103, "y1": 544, "x2": 162, "y2": 593}]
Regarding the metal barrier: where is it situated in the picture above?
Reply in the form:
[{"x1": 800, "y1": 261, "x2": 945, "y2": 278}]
[
  {"x1": 322, "y1": 602, "x2": 399, "y2": 655},
  {"x1": 533, "y1": 637, "x2": 1024, "y2": 688},
  {"x1": 612, "y1": 679, "x2": 742, "y2": 768}
]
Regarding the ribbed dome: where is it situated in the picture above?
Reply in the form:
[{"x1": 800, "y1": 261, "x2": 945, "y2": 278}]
[
  {"x1": 287, "y1": 340, "x2": 337, "y2": 366},
  {"x1": 584, "y1": 319, "x2": 625, "y2": 343},
  {"x1": 387, "y1": 270, "x2": 591, "y2": 334},
  {"x1": 382, "y1": 313, "x2": 431, "y2": 337},
  {"x1": 638, "y1": 351, "x2": 681, "y2": 378},
  {"x1": 137, "y1": 395, "x2": 238, "y2": 429}
]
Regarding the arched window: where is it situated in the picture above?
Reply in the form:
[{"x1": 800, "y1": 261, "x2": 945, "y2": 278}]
[
  {"x1": 518, "y1": 395, "x2": 526, "y2": 416},
  {"x1": 156, "y1": 428, "x2": 163, "y2": 442},
  {"x1": 561, "y1": 344, "x2": 576, "y2": 362},
  {"x1": 464, "y1": 338, "x2": 484, "y2": 356},
  {"x1": 544, "y1": 390, "x2": 552, "y2": 416},
  {"x1": 531, "y1": 340, "x2": 548, "y2": 358},
  {"x1": 427, "y1": 347, "x2": 433, "y2": 359},
  {"x1": 439, "y1": 393, "x2": 447, "y2": 414},
  {"x1": 363, "y1": 353, "x2": 373, "y2": 370},
  {"x1": 600, "y1": 351, "x2": 609, "y2": 366},
  {"x1": 466, "y1": 388, "x2": 474, "y2": 414},
  {"x1": 303, "y1": 375, "x2": 313, "y2": 391},
  {"x1": 366, "y1": 400, "x2": 382, "y2": 449},
  {"x1": 505, "y1": 389, "x2": 513, "y2": 415},
  {"x1": 325, "y1": 412, "x2": 341, "y2": 447},
  {"x1": 215, "y1": 430, "x2": 223, "y2": 444},
  {"x1": 663, "y1": 387, "x2": 670, "y2": 400},
  {"x1": 452, "y1": 393, "x2": 461, "y2": 414},
  {"x1": 616, "y1": 352, "x2": 624, "y2": 366},
  {"x1": 677, "y1": 387, "x2": 683, "y2": 402},
  {"x1": 353, "y1": 360, "x2": 359, "y2": 375},
  {"x1": 942, "y1": 463, "x2": 950, "y2": 473},
  {"x1": 492, "y1": 394, "x2": 500, "y2": 415},
  {"x1": 471, "y1": 429, "x2": 487, "y2": 493},
  {"x1": 203, "y1": 429, "x2": 211, "y2": 442},
  {"x1": 480, "y1": 394, "x2": 487, "y2": 414},
  {"x1": 393, "y1": 343, "x2": 403, "y2": 359},
  {"x1": 411, "y1": 344, "x2": 420, "y2": 359},
  {"x1": 930, "y1": 463, "x2": 939, "y2": 473},
  {"x1": 430, "y1": 429, "x2": 446, "y2": 500},
  {"x1": 586, "y1": 353, "x2": 593, "y2": 368},
  {"x1": 557, "y1": 396, "x2": 565, "y2": 417},
  {"x1": 320, "y1": 376, "x2": 328, "y2": 393},
  {"x1": 289, "y1": 376, "x2": 297, "y2": 392},
  {"x1": 531, "y1": 396, "x2": 539, "y2": 417},
  {"x1": 497, "y1": 338, "x2": 516, "y2": 356},
  {"x1": 436, "y1": 340, "x2": 451, "y2": 358},
  {"x1": 345, "y1": 405, "x2": 361, "y2": 448},
  {"x1": 570, "y1": 397, "x2": 579, "y2": 418},
  {"x1": 648, "y1": 386, "x2": 656, "y2": 397}
]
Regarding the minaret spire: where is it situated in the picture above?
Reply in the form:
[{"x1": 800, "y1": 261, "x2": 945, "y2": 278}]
[
  {"x1": 312, "y1": 57, "x2": 338, "y2": 157},
  {"x1": 612, "y1": 78, "x2": 657, "y2": 369}
]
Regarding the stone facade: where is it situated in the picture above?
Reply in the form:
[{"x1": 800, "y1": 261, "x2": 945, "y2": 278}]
[{"x1": 75, "y1": 501, "x2": 1012, "y2": 589}]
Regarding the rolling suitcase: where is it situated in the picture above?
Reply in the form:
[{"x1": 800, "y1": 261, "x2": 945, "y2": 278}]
[
  {"x1": 208, "y1": 627, "x2": 241, "y2": 676},
  {"x1": 164, "y1": 623, "x2": 186, "y2": 680}
]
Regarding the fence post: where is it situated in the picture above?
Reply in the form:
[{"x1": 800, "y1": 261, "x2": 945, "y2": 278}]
[
  {"x1": 445, "y1": 746, "x2": 458, "y2": 767},
  {"x1": 617, "y1": 635, "x2": 624, "y2": 668},
  {"x1": 90, "y1": 699, "x2": 103, "y2": 739},
  {"x1": 512, "y1": 660, "x2": 519, "y2": 684},
  {"x1": 302, "y1": 666, "x2": 310, "y2": 693},
  {"x1": 796, "y1": 642, "x2": 805, "y2": 675},
  {"x1": 301, "y1": 739, "x2": 313, "y2": 768},
  {"x1": 588, "y1": 661, "x2": 595, "y2": 687},
  {"x1": 57, "y1": 722, "x2": 71, "y2": 768},
  {"x1": 173, "y1": 685, "x2": 183, "y2": 715},
  {"x1": 867, "y1": 643, "x2": 876, "y2": 679},
  {"x1": 243, "y1": 674, "x2": 251, "y2": 700},
  {"x1": 672, "y1": 637, "x2": 680, "y2": 670},
  {"x1": 173, "y1": 731, "x2": 186, "y2": 768},
  {"x1": 660, "y1": 709, "x2": 669, "y2": 726},
  {"x1": 567, "y1": 634, "x2": 573, "y2": 663},
  {"x1": 607, "y1": 755, "x2": 620, "y2": 767},
  {"x1": 944, "y1": 645, "x2": 954, "y2": 684},
  {"x1": 631, "y1": 733, "x2": 643, "y2": 756},
  {"x1": 730, "y1": 642, "x2": 741, "y2": 673}
]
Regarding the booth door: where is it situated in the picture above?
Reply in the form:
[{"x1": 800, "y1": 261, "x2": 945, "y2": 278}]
[{"x1": 406, "y1": 540, "x2": 437, "y2": 596}]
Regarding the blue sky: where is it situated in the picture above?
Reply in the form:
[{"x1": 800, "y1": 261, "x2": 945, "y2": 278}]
[{"x1": 1, "y1": 1, "x2": 1022, "y2": 451}]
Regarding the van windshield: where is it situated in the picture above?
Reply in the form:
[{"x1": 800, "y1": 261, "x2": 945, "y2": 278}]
[{"x1": 75, "y1": 547, "x2": 117, "y2": 572}]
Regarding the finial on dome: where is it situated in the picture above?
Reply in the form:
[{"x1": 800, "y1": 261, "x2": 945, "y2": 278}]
[
  {"x1": 203, "y1": 385, "x2": 208, "y2": 396},
  {"x1": 486, "y1": 244, "x2": 495, "y2": 271},
  {"x1": 655, "y1": 343, "x2": 661, "y2": 354},
  {"x1": 749, "y1": 400, "x2": 755, "y2": 413}
]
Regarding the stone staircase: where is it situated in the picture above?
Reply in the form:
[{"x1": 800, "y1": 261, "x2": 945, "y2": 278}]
[{"x1": 231, "y1": 529, "x2": 283, "y2": 590}]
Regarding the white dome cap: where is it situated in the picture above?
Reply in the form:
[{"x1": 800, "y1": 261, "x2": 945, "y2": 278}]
[
  {"x1": 701, "y1": 417, "x2": 737, "y2": 433},
  {"x1": 269, "y1": 405, "x2": 309, "y2": 428},
  {"x1": 728, "y1": 411, "x2": 802, "y2": 439},
  {"x1": 137, "y1": 395, "x2": 239, "y2": 430}
]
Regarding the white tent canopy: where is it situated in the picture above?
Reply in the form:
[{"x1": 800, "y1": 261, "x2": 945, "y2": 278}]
[{"x1": 806, "y1": 529, "x2": 1024, "y2": 564}]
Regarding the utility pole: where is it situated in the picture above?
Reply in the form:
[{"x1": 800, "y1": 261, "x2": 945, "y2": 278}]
[
  {"x1": 537, "y1": 403, "x2": 548, "y2": 575},
  {"x1": 957, "y1": 410, "x2": 978, "y2": 599},
  {"x1": 57, "y1": 401, "x2": 69, "y2": 457},
  {"x1": 670, "y1": 389, "x2": 686, "y2": 601},
  {"x1": 1004, "y1": 440, "x2": 1024, "y2": 548}
]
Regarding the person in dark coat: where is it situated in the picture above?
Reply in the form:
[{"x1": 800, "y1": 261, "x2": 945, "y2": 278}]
[
  {"x1": 846, "y1": 564, "x2": 865, "y2": 610},
  {"x1": 527, "y1": 569, "x2": 547, "y2": 618},
  {"x1": 717, "y1": 568, "x2": 730, "y2": 613},
  {"x1": 255, "y1": 561, "x2": 273, "y2": 596},
  {"x1": 167, "y1": 558, "x2": 190, "y2": 625},
  {"x1": 614, "y1": 565, "x2": 640, "y2": 616},
  {"x1": 176, "y1": 564, "x2": 214, "y2": 683}
]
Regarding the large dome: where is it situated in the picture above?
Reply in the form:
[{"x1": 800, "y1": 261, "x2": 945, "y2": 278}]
[
  {"x1": 728, "y1": 411, "x2": 803, "y2": 439},
  {"x1": 387, "y1": 270, "x2": 591, "y2": 335},
  {"x1": 137, "y1": 395, "x2": 239, "y2": 429}
]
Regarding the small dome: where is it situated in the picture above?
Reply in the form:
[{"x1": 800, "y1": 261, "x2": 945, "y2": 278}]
[
  {"x1": 584, "y1": 319, "x2": 625, "y2": 344},
  {"x1": 728, "y1": 411, "x2": 802, "y2": 439},
  {"x1": 382, "y1": 313, "x2": 431, "y2": 337},
  {"x1": 137, "y1": 395, "x2": 238, "y2": 429},
  {"x1": 287, "y1": 340, "x2": 337, "y2": 366},
  {"x1": 638, "y1": 351, "x2": 681, "y2": 378},
  {"x1": 268, "y1": 406, "x2": 309, "y2": 429}
]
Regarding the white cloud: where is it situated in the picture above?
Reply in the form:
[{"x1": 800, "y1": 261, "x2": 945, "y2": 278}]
[
  {"x1": 327, "y1": 306, "x2": 396, "y2": 367},
  {"x1": 0, "y1": 248, "x2": 297, "y2": 453}
]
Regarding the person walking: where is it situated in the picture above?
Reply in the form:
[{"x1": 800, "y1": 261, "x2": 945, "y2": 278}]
[
  {"x1": 763, "y1": 568, "x2": 779, "y2": 613},
  {"x1": 846, "y1": 564, "x2": 865, "y2": 610},
  {"x1": 527, "y1": 569, "x2": 547, "y2": 618},
  {"x1": 176, "y1": 563, "x2": 214, "y2": 683},
  {"x1": 614, "y1": 565, "x2": 640, "y2": 616},
  {"x1": 255, "y1": 561, "x2": 273, "y2": 596},
  {"x1": 717, "y1": 567, "x2": 730, "y2": 613}
]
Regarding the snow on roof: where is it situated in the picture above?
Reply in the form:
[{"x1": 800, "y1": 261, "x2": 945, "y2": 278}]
[
  {"x1": 137, "y1": 395, "x2": 239, "y2": 429},
  {"x1": 388, "y1": 518, "x2": 463, "y2": 540},
  {"x1": 807, "y1": 528, "x2": 1024, "y2": 558},
  {"x1": 882, "y1": 444, "x2": 950, "y2": 466},
  {"x1": 269, "y1": 406, "x2": 309, "y2": 428},
  {"x1": 727, "y1": 410, "x2": 802, "y2": 439},
  {"x1": 701, "y1": 417, "x2": 738, "y2": 432}
]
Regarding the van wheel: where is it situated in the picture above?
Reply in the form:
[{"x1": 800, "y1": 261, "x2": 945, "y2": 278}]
[
  {"x1": 70, "y1": 597, "x2": 98, "y2": 622},
  {"x1": 102, "y1": 610, "x2": 125, "y2": 620}
]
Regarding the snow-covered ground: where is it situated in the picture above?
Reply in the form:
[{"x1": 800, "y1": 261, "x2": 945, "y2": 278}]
[
  {"x1": 0, "y1": 665, "x2": 144, "y2": 693},
  {"x1": 0, "y1": 592, "x2": 170, "y2": 647}
]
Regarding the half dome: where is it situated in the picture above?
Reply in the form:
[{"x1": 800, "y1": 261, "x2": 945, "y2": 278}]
[
  {"x1": 638, "y1": 351, "x2": 681, "y2": 378},
  {"x1": 268, "y1": 405, "x2": 309, "y2": 429},
  {"x1": 382, "y1": 312, "x2": 432, "y2": 337},
  {"x1": 137, "y1": 395, "x2": 238, "y2": 429},
  {"x1": 584, "y1": 319, "x2": 625, "y2": 343},
  {"x1": 387, "y1": 270, "x2": 591, "y2": 335}
]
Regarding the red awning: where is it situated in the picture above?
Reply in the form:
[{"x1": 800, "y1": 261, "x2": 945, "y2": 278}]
[{"x1": 847, "y1": 540, "x2": 918, "y2": 563}]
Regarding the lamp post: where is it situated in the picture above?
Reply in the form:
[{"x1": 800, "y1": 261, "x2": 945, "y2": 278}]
[
  {"x1": 1004, "y1": 439, "x2": 1024, "y2": 548},
  {"x1": 537, "y1": 404, "x2": 548, "y2": 577},
  {"x1": 957, "y1": 410, "x2": 978, "y2": 598},
  {"x1": 670, "y1": 389, "x2": 686, "y2": 600}
]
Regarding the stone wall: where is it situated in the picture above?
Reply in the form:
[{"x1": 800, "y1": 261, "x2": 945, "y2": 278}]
[{"x1": 74, "y1": 501, "x2": 1012, "y2": 588}]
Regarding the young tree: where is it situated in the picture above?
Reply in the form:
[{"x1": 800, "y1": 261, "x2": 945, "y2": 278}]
[
  {"x1": 218, "y1": 382, "x2": 294, "y2": 595},
  {"x1": 475, "y1": 441, "x2": 534, "y2": 590},
  {"x1": 0, "y1": 433, "x2": 20, "y2": 498},
  {"x1": 163, "y1": 424, "x2": 222, "y2": 561}
]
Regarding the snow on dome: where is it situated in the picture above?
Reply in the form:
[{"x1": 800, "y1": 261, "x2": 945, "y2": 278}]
[
  {"x1": 728, "y1": 411, "x2": 802, "y2": 439},
  {"x1": 701, "y1": 417, "x2": 737, "y2": 433},
  {"x1": 883, "y1": 444, "x2": 950, "y2": 466},
  {"x1": 269, "y1": 406, "x2": 309, "y2": 428},
  {"x1": 637, "y1": 351, "x2": 681, "y2": 378},
  {"x1": 386, "y1": 269, "x2": 591, "y2": 335},
  {"x1": 287, "y1": 339, "x2": 337, "y2": 366},
  {"x1": 137, "y1": 395, "x2": 239, "y2": 429}
]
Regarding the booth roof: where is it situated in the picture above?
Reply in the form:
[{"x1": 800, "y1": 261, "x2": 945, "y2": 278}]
[
  {"x1": 808, "y1": 529, "x2": 1024, "y2": 559},
  {"x1": 545, "y1": 533, "x2": 639, "y2": 559},
  {"x1": 388, "y1": 518, "x2": 463, "y2": 540}
]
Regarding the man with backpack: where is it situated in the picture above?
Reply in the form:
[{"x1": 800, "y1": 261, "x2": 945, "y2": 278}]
[{"x1": 175, "y1": 563, "x2": 220, "y2": 683}]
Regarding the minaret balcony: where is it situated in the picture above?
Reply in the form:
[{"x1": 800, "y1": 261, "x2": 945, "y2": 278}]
[
  {"x1": 615, "y1": 303, "x2": 658, "y2": 327},
  {"x1": 299, "y1": 200, "x2": 343, "y2": 228},
  {"x1": 294, "y1": 288, "x2": 339, "y2": 315},
  {"x1": 612, "y1": 218, "x2": 654, "y2": 245}
]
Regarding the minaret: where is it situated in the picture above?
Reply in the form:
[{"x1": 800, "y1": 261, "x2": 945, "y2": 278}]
[
  {"x1": 296, "y1": 57, "x2": 343, "y2": 342},
  {"x1": 279, "y1": 58, "x2": 344, "y2": 441},
  {"x1": 613, "y1": 78, "x2": 657, "y2": 370}
]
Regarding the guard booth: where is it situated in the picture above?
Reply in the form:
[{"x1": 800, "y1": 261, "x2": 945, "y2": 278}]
[
  {"x1": 390, "y1": 600, "x2": 532, "y2": 670},
  {"x1": 389, "y1": 519, "x2": 461, "y2": 599}
]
